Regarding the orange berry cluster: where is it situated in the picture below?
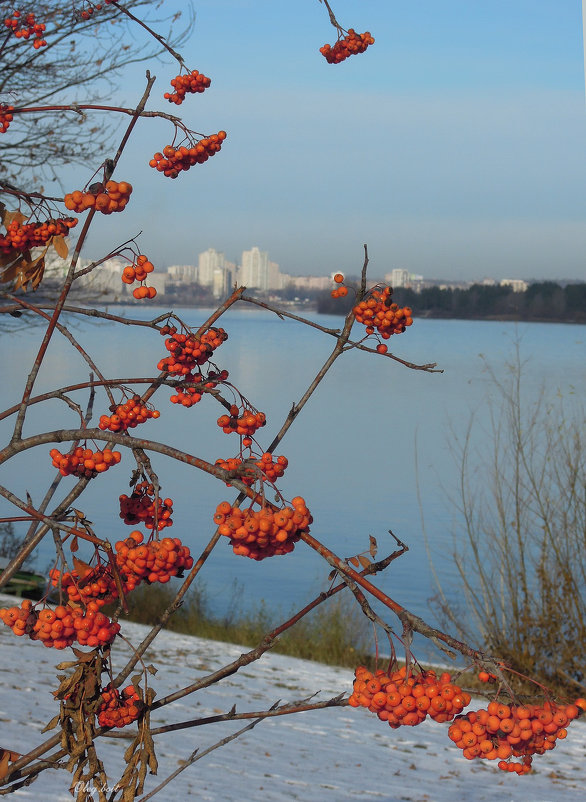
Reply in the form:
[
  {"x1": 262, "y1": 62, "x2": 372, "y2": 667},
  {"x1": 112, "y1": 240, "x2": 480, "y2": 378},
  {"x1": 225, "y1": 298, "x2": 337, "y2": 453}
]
[
  {"x1": 0, "y1": 599, "x2": 120, "y2": 649},
  {"x1": 214, "y1": 453, "x2": 288, "y2": 487},
  {"x1": 349, "y1": 666, "x2": 471, "y2": 728},
  {"x1": 80, "y1": 3, "x2": 105, "y2": 20},
  {"x1": 164, "y1": 70, "x2": 211, "y2": 104},
  {"x1": 169, "y1": 368, "x2": 228, "y2": 407},
  {"x1": 4, "y1": 11, "x2": 47, "y2": 48},
  {"x1": 121, "y1": 254, "x2": 157, "y2": 299},
  {"x1": 448, "y1": 699, "x2": 583, "y2": 774},
  {"x1": 99, "y1": 395, "x2": 159, "y2": 432},
  {"x1": 214, "y1": 497, "x2": 312, "y2": 560},
  {"x1": 49, "y1": 446, "x2": 122, "y2": 477},
  {"x1": 331, "y1": 272, "x2": 349, "y2": 298},
  {"x1": 97, "y1": 685, "x2": 142, "y2": 728},
  {"x1": 353, "y1": 286, "x2": 413, "y2": 339},
  {"x1": 64, "y1": 181, "x2": 132, "y2": 214},
  {"x1": 157, "y1": 326, "x2": 228, "y2": 376},
  {"x1": 49, "y1": 564, "x2": 118, "y2": 609},
  {"x1": 0, "y1": 104, "x2": 14, "y2": 133},
  {"x1": 320, "y1": 29, "x2": 374, "y2": 64},
  {"x1": 149, "y1": 133, "x2": 227, "y2": 179},
  {"x1": 217, "y1": 405, "x2": 266, "y2": 437},
  {"x1": 0, "y1": 216, "x2": 78, "y2": 254},
  {"x1": 119, "y1": 482, "x2": 174, "y2": 531},
  {"x1": 115, "y1": 530, "x2": 194, "y2": 586}
]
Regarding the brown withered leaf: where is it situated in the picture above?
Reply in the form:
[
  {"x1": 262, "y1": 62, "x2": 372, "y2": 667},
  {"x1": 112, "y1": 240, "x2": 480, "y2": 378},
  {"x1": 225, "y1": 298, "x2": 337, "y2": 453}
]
[
  {"x1": 71, "y1": 647, "x2": 99, "y2": 663},
  {"x1": 0, "y1": 747, "x2": 21, "y2": 780},
  {"x1": 369, "y1": 535, "x2": 378, "y2": 557},
  {"x1": 0, "y1": 750, "x2": 10, "y2": 780},
  {"x1": 358, "y1": 554, "x2": 372, "y2": 569},
  {"x1": 348, "y1": 556, "x2": 360, "y2": 568},
  {"x1": 51, "y1": 234, "x2": 68, "y2": 259},
  {"x1": 2, "y1": 209, "x2": 27, "y2": 228},
  {"x1": 82, "y1": 669, "x2": 100, "y2": 700},
  {"x1": 327, "y1": 568, "x2": 338, "y2": 582},
  {"x1": 70, "y1": 536, "x2": 79, "y2": 552},
  {"x1": 0, "y1": 251, "x2": 20, "y2": 269},
  {"x1": 55, "y1": 660, "x2": 80, "y2": 671},
  {"x1": 72, "y1": 556, "x2": 93, "y2": 579},
  {"x1": 4, "y1": 251, "x2": 46, "y2": 292},
  {"x1": 146, "y1": 664, "x2": 157, "y2": 676},
  {"x1": 41, "y1": 713, "x2": 61, "y2": 733}
]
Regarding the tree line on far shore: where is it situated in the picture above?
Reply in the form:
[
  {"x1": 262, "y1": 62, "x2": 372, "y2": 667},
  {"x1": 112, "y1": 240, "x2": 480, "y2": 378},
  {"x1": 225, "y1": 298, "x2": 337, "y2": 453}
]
[{"x1": 316, "y1": 281, "x2": 586, "y2": 323}]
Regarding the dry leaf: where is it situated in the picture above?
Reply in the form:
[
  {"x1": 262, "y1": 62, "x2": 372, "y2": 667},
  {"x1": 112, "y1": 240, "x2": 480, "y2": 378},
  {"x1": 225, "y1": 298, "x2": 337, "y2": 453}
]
[
  {"x1": 3, "y1": 250, "x2": 46, "y2": 292},
  {"x1": 72, "y1": 556, "x2": 92, "y2": 578},
  {"x1": 0, "y1": 750, "x2": 10, "y2": 780},
  {"x1": 369, "y1": 535, "x2": 378, "y2": 557},
  {"x1": 358, "y1": 554, "x2": 371, "y2": 569},
  {"x1": 3, "y1": 210, "x2": 27, "y2": 228},
  {"x1": 52, "y1": 234, "x2": 69, "y2": 259},
  {"x1": 41, "y1": 713, "x2": 61, "y2": 733},
  {"x1": 348, "y1": 556, "x2": 360, "y2": 568}
]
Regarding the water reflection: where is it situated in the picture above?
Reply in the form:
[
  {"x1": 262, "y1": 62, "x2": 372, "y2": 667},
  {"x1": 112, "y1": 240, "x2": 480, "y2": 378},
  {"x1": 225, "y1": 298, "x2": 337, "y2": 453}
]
[{"x1": 1, "y1": 307, "x2": 584, "y2": 639}]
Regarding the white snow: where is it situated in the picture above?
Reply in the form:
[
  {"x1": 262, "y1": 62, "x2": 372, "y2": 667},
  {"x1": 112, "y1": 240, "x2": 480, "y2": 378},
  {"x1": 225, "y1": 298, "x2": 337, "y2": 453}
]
[{"x1": 0, "y1": 593, "x2": 584, "y2": 801}]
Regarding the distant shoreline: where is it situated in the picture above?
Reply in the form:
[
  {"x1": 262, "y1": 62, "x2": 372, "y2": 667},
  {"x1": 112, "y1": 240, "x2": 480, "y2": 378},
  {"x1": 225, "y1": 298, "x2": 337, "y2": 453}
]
[{"x1": 92, "y1": 298, "x2": 585, "y2": 326}]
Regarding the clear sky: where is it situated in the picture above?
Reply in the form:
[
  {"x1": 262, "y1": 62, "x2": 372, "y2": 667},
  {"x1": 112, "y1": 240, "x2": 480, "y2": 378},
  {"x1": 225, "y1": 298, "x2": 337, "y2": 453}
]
[{"x1": 74, "y1": 1, "x2": 586, "y2": 281}]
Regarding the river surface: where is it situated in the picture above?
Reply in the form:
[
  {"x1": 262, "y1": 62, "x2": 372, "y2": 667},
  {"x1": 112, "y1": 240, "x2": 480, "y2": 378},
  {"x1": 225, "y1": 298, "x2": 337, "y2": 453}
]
[{"x1": 1, "y1": 306, "x2": 584, "y2": 646}]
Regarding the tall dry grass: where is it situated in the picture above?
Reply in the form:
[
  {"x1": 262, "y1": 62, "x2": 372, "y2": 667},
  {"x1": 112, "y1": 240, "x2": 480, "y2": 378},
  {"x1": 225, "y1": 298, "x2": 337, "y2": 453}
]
[{"x1": 434, "y1": 348, "x2": 585, "y2": 697}]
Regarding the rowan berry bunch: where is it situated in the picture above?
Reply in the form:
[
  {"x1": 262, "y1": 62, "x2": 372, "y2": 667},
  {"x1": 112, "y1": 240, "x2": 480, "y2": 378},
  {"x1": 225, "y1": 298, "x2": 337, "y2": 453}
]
[
  {"x1": 169, "y1": 368, "x2": 229, "y2": 408},
  {"x1": 217, "y1": 405, "x2": 266, "y2": 437},
  {"x1": 348, "y1": 665, "x2": 471, "y2": 728},
  {"x1": 115, "y1": 530, "x2": 194, "y2": 586},
  {"x1": 119, "y1": 481, "x2": 174, "y2": 531},
  {"x1": 1, "y1": 599, "x2": 75, "y2": 648},
  {"x1": 164, "y1": 69, "x2": 211, "y2": 104},
  {"x1": 4, "y1": 10, "x2": 47, "y2": 48},
  {"x1": 97, "y1": 685, "x2": 143, "y2": 728},
  {"x1": 448, "y1": 698, "x2": 584, "y2": 774},
  {"x1": 254, "y1": 452, "x2": 288, "y2": 482},
  {"x1": 121, "y1": 254, "x2": 157, "y2": 299},
  {"x1": 331, "y1": 272, "x2": 349, "y2": 298},
  {"x1": 213, "y1": 497, "x2": 312, "y2": 560},
  {"x1": 215, "y1": 452, "x2": 288, "y2": 488},
  {"x1": 80, "y1": 3, "x2": 105, "y2": 21},
  {"x1": 157, "y1": 326, "x2": 228, "y2": 375},
  {"x1": 0, "y1": 599, "x2": 120, "y2": 649},
  {"x1": 49, "y1": 563, "x2": 118, "y2": 609},
  {"x1": 49, "y1": 446, "x2": 122, "y2": 477},
  {"x1": 149, "y1": 132, "x2": 227, "y2": 179},
  {"x1": 99, "y1": 395, "x2": 159, "y2": 432},
  {"x1": 64, "y1": 180, "x2": 132, "y2": 214},
  {"x1": 0, "y1": 104, "x2": 14, "y2": 133},
  {"x1": 320, "y1": 29, "x2": 374, "y2": 64},
  {"x1": 214, "y1": 456, "x2": 253, "y2": 485},
  {"x1": 0, "y1": 216, "x2": 78, "y2": 254},
  {"x1": 70, "y1": 602, "x2": 121, "y2": 648},
  {"x1": 0, "y1": 599, "x2": 38, "y2": 638},
  {"x1": 353, "y1": 286, "x2": 413, "y2": 341}
]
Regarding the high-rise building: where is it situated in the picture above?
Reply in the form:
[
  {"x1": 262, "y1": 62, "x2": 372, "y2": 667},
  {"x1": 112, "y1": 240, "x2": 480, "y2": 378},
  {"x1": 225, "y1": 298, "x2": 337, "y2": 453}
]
[
  {"x1": 385, "y1": 268, "x2": 410, "y2": 288},
  {"x1": 240, "y1": 246, "x2": 269, "y2": 290},
  {"x1": 167, "y1": 264, "x2": 197, "y2": 283},
  {"x1": 198, "y1": 248, "x2": 225, "y2": 288}
]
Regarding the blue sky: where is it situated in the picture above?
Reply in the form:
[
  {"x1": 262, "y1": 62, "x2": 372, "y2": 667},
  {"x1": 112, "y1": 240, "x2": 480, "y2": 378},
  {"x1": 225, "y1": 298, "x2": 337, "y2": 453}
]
[{"x1": 73, "y1": 1, "x2": 586, "y2": 280}]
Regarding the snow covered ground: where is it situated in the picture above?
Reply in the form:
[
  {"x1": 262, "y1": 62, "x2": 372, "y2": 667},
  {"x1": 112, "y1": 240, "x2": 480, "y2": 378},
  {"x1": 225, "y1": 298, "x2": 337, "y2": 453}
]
[{"x1": 1, "y1": 593, "x2": 584, "y2": 802}]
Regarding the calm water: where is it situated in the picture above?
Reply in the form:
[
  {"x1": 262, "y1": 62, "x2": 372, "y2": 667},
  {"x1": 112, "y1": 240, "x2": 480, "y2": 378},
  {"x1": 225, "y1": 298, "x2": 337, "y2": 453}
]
[{"x1": 1, "y1": 306, "x2": 584, "y2": 644}]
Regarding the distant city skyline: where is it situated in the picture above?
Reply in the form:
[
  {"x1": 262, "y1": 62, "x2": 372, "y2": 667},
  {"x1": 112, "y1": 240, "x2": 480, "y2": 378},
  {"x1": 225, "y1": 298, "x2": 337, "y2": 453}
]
[{"x1": 68, "y1": 2, "x2": 586, "y2": 284}]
